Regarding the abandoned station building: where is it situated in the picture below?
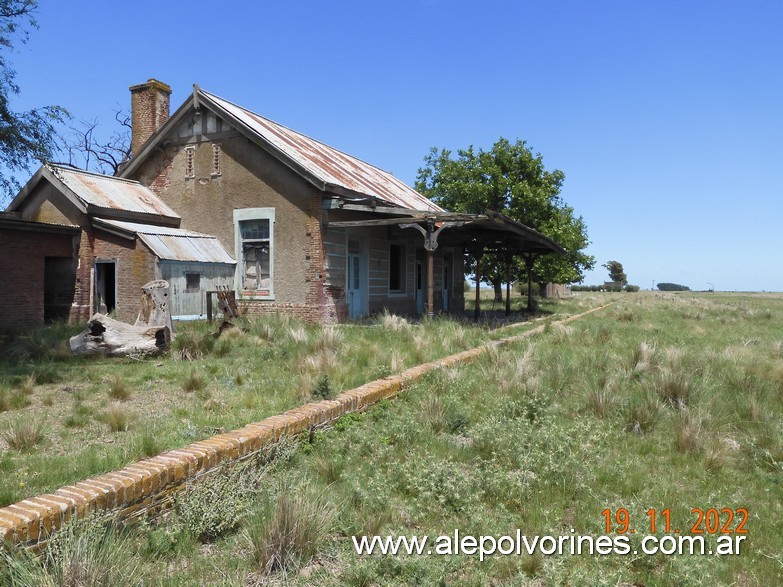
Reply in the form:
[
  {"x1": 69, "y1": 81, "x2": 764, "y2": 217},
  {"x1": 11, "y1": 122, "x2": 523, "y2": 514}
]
[{"x1": 1, "y1": 80, "x2": 561, "y2": 330}]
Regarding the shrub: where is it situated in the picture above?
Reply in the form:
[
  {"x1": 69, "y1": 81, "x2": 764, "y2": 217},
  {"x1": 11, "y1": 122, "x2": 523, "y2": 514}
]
[
  {"x1": 177, "y1": 468, "x2": 252, "y2": 542},
  {"x1": 657, "y1": 282, "x2": 691, "y2": 291},
  {"x1": 311, "y1": 374, "x2": 332, "y2": 399}
]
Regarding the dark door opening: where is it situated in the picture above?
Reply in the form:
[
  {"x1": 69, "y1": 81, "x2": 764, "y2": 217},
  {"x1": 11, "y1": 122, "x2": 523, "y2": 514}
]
[
  {"x1": 95, "y1": 261, "x2": 117, "y2": 314},
  {"x1": 44, "y1": 257, "x2": 76, "y2": 322}
]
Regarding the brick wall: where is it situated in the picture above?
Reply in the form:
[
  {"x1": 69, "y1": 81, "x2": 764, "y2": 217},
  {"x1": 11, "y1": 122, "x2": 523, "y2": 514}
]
[
  {"x1": 91, "y1": 228, "x2": 159, "y2": 323},
  {"x1": 0, "y1": 226, "x2": 78, "y2": 331}
]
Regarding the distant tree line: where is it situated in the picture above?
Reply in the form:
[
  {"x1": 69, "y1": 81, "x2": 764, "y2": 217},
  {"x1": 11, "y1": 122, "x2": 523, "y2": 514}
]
[
  {"x1": 656, "y1": 283, "x2": 690, "y2": 292},
  {"x1": 571, "y1": 284, "x2": 640, "y2": 293}
]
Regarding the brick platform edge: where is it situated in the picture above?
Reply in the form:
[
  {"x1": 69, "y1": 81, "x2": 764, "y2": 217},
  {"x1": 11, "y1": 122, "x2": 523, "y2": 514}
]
[{"x1": 0, "y1": 302, "x2": 614, "y2": 548}]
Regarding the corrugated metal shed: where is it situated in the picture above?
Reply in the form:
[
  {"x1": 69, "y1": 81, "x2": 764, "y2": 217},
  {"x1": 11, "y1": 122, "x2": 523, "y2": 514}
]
[
  {"x1": 94, "y1": 219, "x2": 235, "y2": 264},
  {"x1": 48, "y1": 165, "x2": 180, "y2": 219},
  {"x1": 201, "y1": 90, "x2": 444, "y2": 213}
]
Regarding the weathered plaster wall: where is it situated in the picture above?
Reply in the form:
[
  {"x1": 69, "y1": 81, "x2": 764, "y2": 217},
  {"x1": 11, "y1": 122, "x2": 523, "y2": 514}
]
[{"x1": 131, "y1": 134, "x2": 331, "y2": 319}]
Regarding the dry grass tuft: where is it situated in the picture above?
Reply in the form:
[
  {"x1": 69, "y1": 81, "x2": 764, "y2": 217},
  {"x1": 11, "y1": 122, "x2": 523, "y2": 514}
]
[
  {"x1": 631, "y1": 341, "x2": 656, "y2": 374},
  {"x1": 379, "y1": 310, "x2": 411, "y2": 333},
  {"x1": 248, "y1": 487, "x2": 333, "y2": 575},
  {"x1": 2, "y1": 418, "x2": 45, "y2": 451},
  {"x1": 182, "y1": 369, "x2": 206, "y2": 393},
  {"x1": 108, "y1": 373, "x2": 131, "y2": 401},
  {"x1": 102, "y1": 405, "x2": 131, "y2": 432},
  {"x1": 419, "y1": 396, "x2": 448, "y2": 434},
  {"x1": 673, "y1": 410, "x2": 705, "y2": 453}
]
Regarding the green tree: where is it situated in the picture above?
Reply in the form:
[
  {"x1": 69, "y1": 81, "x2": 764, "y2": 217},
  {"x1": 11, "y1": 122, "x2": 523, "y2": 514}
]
[
  {"x1": 0, "y1": 0, "x2": 67, "y2": 205},
  {"x1": 415, "y1": 138, "x2": 594, "y2": 302},
  {"x1": 603, "y1": 260, "x2": 627, "y2": 285}
]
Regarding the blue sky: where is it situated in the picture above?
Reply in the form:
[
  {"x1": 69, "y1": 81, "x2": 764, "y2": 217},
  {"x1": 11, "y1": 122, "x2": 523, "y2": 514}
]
[{"x1": 6, "y1": 1, "x2": 783, "y2": 291}]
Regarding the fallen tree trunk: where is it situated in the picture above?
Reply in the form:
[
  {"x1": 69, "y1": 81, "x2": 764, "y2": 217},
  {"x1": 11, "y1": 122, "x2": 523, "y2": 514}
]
[{"x1": 69, "y1": 313, "x2": 171, "y2": 357}]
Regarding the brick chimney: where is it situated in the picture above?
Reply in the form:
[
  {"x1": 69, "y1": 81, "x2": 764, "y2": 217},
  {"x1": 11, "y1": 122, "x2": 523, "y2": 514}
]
[{"x1": 129, "y1": 79, "x2": 172, "y2": 156}]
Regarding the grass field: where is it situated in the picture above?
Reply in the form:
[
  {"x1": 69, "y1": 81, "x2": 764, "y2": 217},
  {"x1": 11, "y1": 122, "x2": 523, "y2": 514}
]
[{"x1": 2, "y1": 292, "x2": 782, "y2": 586}]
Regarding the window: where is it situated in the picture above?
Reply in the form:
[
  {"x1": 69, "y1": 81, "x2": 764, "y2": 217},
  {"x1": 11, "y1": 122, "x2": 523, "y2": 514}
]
[
  {"x1": 185, "y1": 146, "x2": 195, "y2": 178},
  {"x1": 234, "y1": 208, "x2": 275, "y2": 298},
  {"x1": 185, "y1": 273, "x2": 201, "y2": 292},
  {"x1": 211, "y1": 143, "x2": 222, "y2": 177},
  {"x1": 389, "y1": 244, "x2": 405, "y2": 292}
]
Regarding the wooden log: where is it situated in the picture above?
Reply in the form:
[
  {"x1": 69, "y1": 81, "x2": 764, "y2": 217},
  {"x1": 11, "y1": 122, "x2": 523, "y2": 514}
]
[{"x1": 69, "y1": 314, "x2": 170, "y2": 357}]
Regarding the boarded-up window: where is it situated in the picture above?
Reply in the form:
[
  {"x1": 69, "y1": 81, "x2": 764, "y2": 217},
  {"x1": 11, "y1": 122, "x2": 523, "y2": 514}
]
[
  {"x1": 389, "y1": 244, "x2": 405, "y2": 292},
  {"x1": 240, "y1": 219, "x2": 271, "y2": 290}
]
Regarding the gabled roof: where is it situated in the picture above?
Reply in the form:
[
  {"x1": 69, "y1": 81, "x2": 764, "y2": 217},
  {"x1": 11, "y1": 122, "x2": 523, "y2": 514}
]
[
  {"x1": 93, "y1": 219, "x2": 235, "y2": 264},
  {"x1": 121, "y1": 86, "x2": 443, "y2": 213},
  {"x1": 7, "y1": 164, "x2": 180, "y2": 227}
]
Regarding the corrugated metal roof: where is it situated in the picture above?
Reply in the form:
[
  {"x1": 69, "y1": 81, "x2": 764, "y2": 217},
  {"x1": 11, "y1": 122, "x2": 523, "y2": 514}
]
[
  {"x1": 95, "y1": 219, "x2": 235, "y2": 264},
  {"x1": 201, "y1": 90, "x2": 444, "y2": 213},
  {"x1": 48, "y1": 165, "x2": 180, "y2": 219}
]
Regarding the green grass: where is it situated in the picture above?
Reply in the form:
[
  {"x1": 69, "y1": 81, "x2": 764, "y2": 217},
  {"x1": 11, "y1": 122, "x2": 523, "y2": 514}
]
[
  {"x1": 0, "y1": 305, "x2": 560, "y2": 506},
  {"x1": 2, "y1": 292, "x2": 781, "y2": 585}
]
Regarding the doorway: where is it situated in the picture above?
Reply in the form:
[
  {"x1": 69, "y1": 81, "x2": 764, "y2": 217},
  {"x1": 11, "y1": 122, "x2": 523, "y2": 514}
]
[
  {"x1": 94, "y1": 261, "x2": 117, "y2": 314},
  {"x1": 442, "y1": 254, "x2": 452, "y2": 312},
  {"x1": 346, "y1": 252, "x2": 365, "y2": 319},
  {"x1": 415, "y1": 260, "x2": 425, "y2": 314}
]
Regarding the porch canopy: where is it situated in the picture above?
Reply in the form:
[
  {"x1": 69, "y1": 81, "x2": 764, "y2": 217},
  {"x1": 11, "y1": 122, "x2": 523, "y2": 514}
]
[{"x1": 326, "y1": 209, "x2": 565, "y2": 319}]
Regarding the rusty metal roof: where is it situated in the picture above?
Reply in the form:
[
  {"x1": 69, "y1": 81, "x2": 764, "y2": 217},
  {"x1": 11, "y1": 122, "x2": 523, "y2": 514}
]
[
  {"x1": 46, "y1": 165, "x2": 179, "y2": 219},
  {"x1": 200, "y1": 90, "x2": 443, "y2": 213},
  {"x1": 94, "y1": 219, "x2": 235, "y2": 264}
]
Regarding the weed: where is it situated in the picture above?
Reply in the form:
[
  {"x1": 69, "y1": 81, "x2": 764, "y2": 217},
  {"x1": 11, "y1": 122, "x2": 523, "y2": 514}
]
[
  {"x1": 2, "y1": 418, "x2": 45, "y2": 451},
  {"x1": 0, "y1": 515, "x2": 142, "y2": 586},
  {"x1": 102, "y1": 405, "x2": 131, "y2": 432},
  {"x1": 19, "y1": 374, "x2": 36, "y2": 395},
  {"x1": 673, "y1": 410, "x2": 705, "y2": 453},
  {"x1": 419, "y1": 396, "x2": 448, "y2": 433},
  {"x1": 379, "y1": 310, "x2": 411, "y2": 333},
  {"x1": 315, "y1": 326, "x2": 343, "y2": 354},
  {"x1": 654, "y1": 367, "x2": 691, "y2": 409},
  {"x1": 182, "y1": 369, "x2": 206, "y2": 393},
  {"x1": 176, "y1": 468, "x2": 253, "y2": 542},
  {"x1": 587, "y1": 377, "x2": 618, "y2": 418},
  {"x1": 108, "y1": 373, "x2": 131, "y2": 401},
  {"x1": 626, "y1": 395, "x2": 663, "y2": 435},
  {"x1": 248, "y1": 483, "x2": 333, "y2": 575},
  {"x1": 631, "y1": 341, "x2": 656, "y2": 374},
  {"x1": 172, "y1": 330, "x2": 215, "y2": 360},
  {"x1": 311, "y1": 453, "x2": 344, "y2": 484},
  {"x1": 311, "y1": 374, "x2": 332, "y2": 399}
]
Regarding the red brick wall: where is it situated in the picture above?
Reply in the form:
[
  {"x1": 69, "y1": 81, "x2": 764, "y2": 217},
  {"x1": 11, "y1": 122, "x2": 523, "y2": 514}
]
[
  {"x1": 0, "y1": 228, "x2": 77, "y2": 331},
  {"x1": 91, "y1": 229, "x2": 158, "y2": 323}
]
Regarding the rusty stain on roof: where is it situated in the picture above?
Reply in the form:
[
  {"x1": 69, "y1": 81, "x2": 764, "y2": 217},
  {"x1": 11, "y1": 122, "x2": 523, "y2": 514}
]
[
  {"x1": 49, "y1": 165, "x2": 179, "y2": 219},
  {"x1": 95, "y1": 219, "x2": 234, "y2": 264},
  {"x1": 201, "y1": 90, "x2": 443, "y2": 213}
]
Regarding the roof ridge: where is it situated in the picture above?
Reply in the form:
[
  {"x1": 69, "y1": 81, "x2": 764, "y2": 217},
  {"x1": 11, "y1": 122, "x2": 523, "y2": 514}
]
[
  {"x1": 199, "y1": 88, "x2": 404, "y2": 181},
  {"x1": 47, "y1": 163, "x2": 144, "y2": 186}
]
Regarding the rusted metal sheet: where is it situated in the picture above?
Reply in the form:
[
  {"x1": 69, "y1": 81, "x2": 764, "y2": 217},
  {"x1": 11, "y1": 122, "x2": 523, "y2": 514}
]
[
  {"x1": 202, "y1": 91, "x2": 443, "y2": 213},
  {"x1": 95, "y1": 219, "x2": 235, "y2": 264},
  {"x1": 49, "y1": 165, "x2": 180, "y2": 219}
]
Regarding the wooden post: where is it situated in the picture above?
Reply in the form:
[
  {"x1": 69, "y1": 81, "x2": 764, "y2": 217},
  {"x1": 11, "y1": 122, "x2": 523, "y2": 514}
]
[
  {"x1": 427, "y1": 248, "x2": 435, "y2": 318},
  {"x1": 474, "y1": 251, "x2": 482, "y2": 322},
  {"x1": 525, "y1": 255, "x2": 535, "y2": 313},
  {"x1": 505, "y1": 252, "x2": 512, "y2": 317}
]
